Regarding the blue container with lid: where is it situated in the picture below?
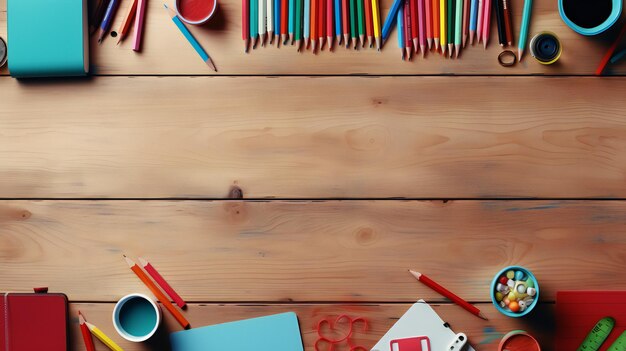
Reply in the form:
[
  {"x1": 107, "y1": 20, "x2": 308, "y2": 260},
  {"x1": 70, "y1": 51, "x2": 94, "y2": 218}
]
[{"x1": 559, "y1": 0, "x2": 622, "y2": 36}]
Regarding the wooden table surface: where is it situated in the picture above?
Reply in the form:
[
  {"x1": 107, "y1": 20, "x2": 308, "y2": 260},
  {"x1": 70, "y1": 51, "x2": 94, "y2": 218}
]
[{"x1": 1, "y1": 0, "x2": 626, "y2": 350}]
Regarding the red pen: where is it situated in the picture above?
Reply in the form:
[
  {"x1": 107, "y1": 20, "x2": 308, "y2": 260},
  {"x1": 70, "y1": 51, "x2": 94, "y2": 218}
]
[
  {"x1": 139, "y1": 257, "x2": 187, "y2": 309},
  {"x1": 78, "y1": 311, "x2": 96, "y2": 351}
]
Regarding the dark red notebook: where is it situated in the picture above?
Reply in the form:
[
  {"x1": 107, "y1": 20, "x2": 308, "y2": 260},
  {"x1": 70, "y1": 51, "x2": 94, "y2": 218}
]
[
  {"x1": 556, "y1": 291, "x2": 626, "y2": 351},
  {"x1": 0, "y1": 292, "x2": 68, "y2": 351}
]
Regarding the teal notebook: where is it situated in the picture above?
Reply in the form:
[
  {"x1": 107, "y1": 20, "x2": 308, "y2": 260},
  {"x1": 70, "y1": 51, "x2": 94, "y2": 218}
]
[
  {"x1": 170, "y1": 312, "x2": 304, "y2": 351},
  {"x1": 7, "y1": 0, "x2": 89, "y2": 77}
]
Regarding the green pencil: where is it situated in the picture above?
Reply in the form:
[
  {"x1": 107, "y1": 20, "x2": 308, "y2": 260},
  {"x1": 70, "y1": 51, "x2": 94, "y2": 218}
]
[
  {"x1": 295, "y1": 0, "x2": 303, "y2": 49},
  {"x1": 454, "y1": 0, "x2": 462, "y2": 57},
  {"x1": 350, "y1": 0, "x2": 357, "y2": 48},
  {"x1": 357, "y1": 0, "x2": 365, "y2": 47},
  {"x1": 518, "y1": 0, "x2": 532, "y2": 61},
  {"x1": 447, "y1": 0, "x2": 454, "y2": 56}
]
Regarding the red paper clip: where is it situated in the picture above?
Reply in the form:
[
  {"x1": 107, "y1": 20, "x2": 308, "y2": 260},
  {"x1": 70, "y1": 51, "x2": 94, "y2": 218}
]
[{"x1": 314, "y1": 315, "x2": 369, "y2": 351}]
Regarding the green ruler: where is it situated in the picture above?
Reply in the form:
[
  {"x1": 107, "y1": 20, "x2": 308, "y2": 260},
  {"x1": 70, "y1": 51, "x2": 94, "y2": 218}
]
[
  {"x1": 607, "y1": 331, "x2": 626, "y2": 351},
  {"x1": 577, "y1": 317, "x2": 615, "y2": 351}
]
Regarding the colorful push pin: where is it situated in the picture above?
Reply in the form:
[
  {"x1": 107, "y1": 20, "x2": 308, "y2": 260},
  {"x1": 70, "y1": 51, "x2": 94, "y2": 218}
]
[
  {"x1": 503, "y1": 298, "x2": 511, "y2": 306},
  {"x1": 500, "y1": 301, "x2": 507, "y2": 308},
  {"x1": 497, "y1": 283, "x2": 510, "y2": 294},
  {"x1": 518, "y1": 299, "x2": 528, "y2": 311},
  {"x1": 526, "y1": 279, "x2": 535, "y2": 288},
  {"x1": 506, "y1": 270, "x2": 515, "y2": 279},
  {"x1": 499, "y1": 276, "x2": 508, "y2": 285},
  {"x1": 507, "y1": 291, "x2": 517, "y2": 302},
  {"x1": 514, "y1": 271, "x2": 524, "y2": 281},
  {"x1": 527, "y1": 287, "x2": 537, "y2": 297},
  {"x1": 495, "y1": 292, "x2": 504, "y2": 302},
  {"x1": 507, "y1": 279, "x2": 515, "y2": 288},
  {"x1": 509, "y1": 301, "x2": 520, "y2": 312}
]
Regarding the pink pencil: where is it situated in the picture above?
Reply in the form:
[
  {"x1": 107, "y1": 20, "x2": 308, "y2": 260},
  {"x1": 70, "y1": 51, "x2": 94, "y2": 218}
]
[
  {"x1": 132, "y1": 0, "x2": 147, "y2": 51},
  {"x1": 418, "y1": 0, "x2": 426, "y2": 56},
  {"x1": 482, "y1": 0, "x2": 491, "y2": 49},
  {"x1": 138, "y1": 257, "x2": 187, "y2": 308},
  {"x1": 424, "y1": 0, "x2": 432, "y2": 49},
  {"x1": 476, "y1": 0, "x2": 484, "y2": 44}
]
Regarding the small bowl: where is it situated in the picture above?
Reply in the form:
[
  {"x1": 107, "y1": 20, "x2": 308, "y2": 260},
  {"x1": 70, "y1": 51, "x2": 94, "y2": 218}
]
[
  {"x1": 174, "y1": 0, "x2": 218, "y2": 25},
  {"x1": 112, "y1": 293, "x2": 161, "y2": 342},
  {"x1": 490, "y1": 266, "x2": 539, "y2": 318},
  {"x1": 558, "y1": 0, "x2": 622, "y2": 36}
]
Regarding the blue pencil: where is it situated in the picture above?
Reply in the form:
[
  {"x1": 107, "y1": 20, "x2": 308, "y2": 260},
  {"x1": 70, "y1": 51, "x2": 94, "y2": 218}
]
[
  {"x1": 96, "y1": 0, "x2": 120, "y2": 43},
  {"x1": 469, "y1": 0, "x2": 477, "y2": 44},
  {"x1": 334, "y1": 0, "x2": 342, "y2": 42},
  {"x1": 397, "y1": 5, "x2": 404, "y2": 59},
  {"x1": 382, "y1": 0, "x2": 404, "y2": 44},
  {"x1": 289, "y1": 0, "x2": 296, "y2": 43},
  {"x1": 164, "y1": 4, "x2": 217, "y2": 71},
  {"x1": 251, "y1": 0, "x2": 259, "y2": 46},
  {"x1": 304, "y1": 0, "x2": 311, "y2": 46},
  {"x1": 275, "y1": 0, "x2": 281, "y2": 43}
]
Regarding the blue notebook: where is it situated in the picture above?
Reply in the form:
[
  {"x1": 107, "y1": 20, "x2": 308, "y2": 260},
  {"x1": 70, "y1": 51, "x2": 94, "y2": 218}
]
[
  {"x1": 7, "y1": 0, "x2": 89, "y2": 77},
  {"x1": 170, "y1": 312, "x2": 304, "y2": 351}
]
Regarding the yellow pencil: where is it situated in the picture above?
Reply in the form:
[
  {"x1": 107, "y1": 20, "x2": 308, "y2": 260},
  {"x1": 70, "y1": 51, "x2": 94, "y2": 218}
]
[
  {"x1": 440, "y1": 0, "x2": 447, "y2": 55},
  {"x1": 371, "y1": 0, "x2": 382, "y2": 50},
  {"x1": 85, "y1": 322, "x2": 125, "y2": 351}
]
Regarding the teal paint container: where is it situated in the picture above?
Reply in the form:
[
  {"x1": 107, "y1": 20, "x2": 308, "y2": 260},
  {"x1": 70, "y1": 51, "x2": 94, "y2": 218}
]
[
  {"x1": 113, "y1": 293, "x2": 161, "y2": 342},
  {"x1": 559, "y1": 0, "x2": 622, "y2": 36}
]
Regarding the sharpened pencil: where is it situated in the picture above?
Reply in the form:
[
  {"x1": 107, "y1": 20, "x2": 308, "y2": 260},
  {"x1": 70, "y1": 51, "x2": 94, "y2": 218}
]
[
  {"x1": 304, "y1": 0, "x2": 311, "y2": 47},
  {"x1": 85, "y1": 322, "x2": 125, "y2": 351},
  {"x1": 502, "y1": 0, "x2": 512, "y2": 46},
  {"x1": 97, "y1": 0, "x2": 120, "y2": 44},
  {"x1": 518, "y1": 0, "x2": 532, "y2": 61},
  {"x1": 382, "y1": 0, "x2": 404, "y2": 44},
  {"x1": 267, "y1": 0, "x2": 275, "y2": 42},
  {"x1": 78, "y1": 311, "x2": 96, "y2": 351},
  {"x1": 418, "y1": 0, "x2": 426, "y2": 55},
  {"x1": 139, "y1": 257, "x2": 187, "y2": 309},
  {"x1": 274, "y1": 0, "x2": 281, "y2": 43},
  {"x1": 327, "y1": 0, "x2": 334, "y2": 49},
  {"x1": 243, "y1": 0, "x2": 251, "y2": 51},
  {"x1": 462, "y1": 0, "x2": 469, "y2": 47},
  {"x1": 476, "y1": 0, "x2": 484, "y2": 43},
  {"x1": 259, "y1": 0, "x2": 267, "y2": 45},
  {"x1": 432, "y1": 0, "x2": 440, "y2": 50},
  {"x1": 350, "y1": 0, "x2": 357, "y2": 48},
  {"x1": 410, "y1": 0, "x2": 419, "y2": 52},
  {"x1": 335, "y1": 0, "x2": 343, "y2": 44},
  {"x1": 296, "y1": 0, "x2": 303, "y2": 49},
  {"x1": 281, "y1": 0, "x2": 288, "y2": 44},
  {"x1": 165, "y1": 4, "x2": 217, "y2": 71},
  {"x1": 469, "y1": 0, "x2": 477, "y2": 45},
  {"x1": 482, "y1": 0, "x2": 491, "y2": 48},
  {"x1": 447, "y1": 0, "x2": 453, "y2": 56},
  {"x1": 398, "y1": 4, "x2": 405, "y2": 59},
  {"x1": 404, "y1": 0, "x2": 413, "y2": 59},
  {"x1": 454, "y1": 0, "x2": 462, "y2": 57},
  {"x1": 116, "y1": 0, "x2": 137, "y2": 44},
  {"x1": 440, "y1": 0, "x2": 446, "y2": 55},
  {"x1": 372, "y1": 0, "x2": 382, "y2": 49},
  {"x1": 364, "y1": 0, "x2": 373, "y2": 47},
  {"x1": 342, "y1": 0, "x2": 350, "y2": 46},
  {"x1": 495, "y1": 0, "x2": 506, "y2": 46},
  {"x1": 425, "y1": 0, "x2": 433, "y2": 49},
  {"x1": 251, "y1": 0, "x2": 259, "y2": 47},
  {"x1": 357, "y1": 0, "x2": 365, "y2": 47}
]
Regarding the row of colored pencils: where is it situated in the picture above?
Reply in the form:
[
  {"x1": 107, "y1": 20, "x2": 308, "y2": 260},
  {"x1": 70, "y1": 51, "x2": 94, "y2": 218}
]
[
  {"x1": 242, "y1": 0, "x2": 383, "y2": 52},
  {"x1": 89, "y1": 0, "x2": 147, "y2": 51}
]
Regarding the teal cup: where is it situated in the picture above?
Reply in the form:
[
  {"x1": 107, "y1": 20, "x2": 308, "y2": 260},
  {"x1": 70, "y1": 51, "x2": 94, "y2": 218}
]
[
  {"x1": 112, "y1": 293, "x2": 162, "y2": 342},
  {"x1": 559, "y1": 0, "x2": 622, "y2": 36}
]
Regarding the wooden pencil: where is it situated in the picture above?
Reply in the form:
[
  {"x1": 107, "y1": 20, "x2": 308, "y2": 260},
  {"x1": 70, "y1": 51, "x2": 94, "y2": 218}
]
[
  {"x1": 124, "y1": 255, "x2": 190, "y2": 329},
  {"x1": 439, "y1": 0, "x2": 446, "y2": 55},
  {"x1": 165, "y1": 4, "x2": 217, "y2": 71},
  {"x1": 482, "y1": 0, "x2": 491, "y2": 49},
  {"x1": 454, "y1": 0, "x2": 462, "y2": 57},
  {"x1": 425, "y1": 0, "x2": 432, "y2": 49},
  {"x1": 404, "y1": 0, "x2": 412, "y2": 59},
  {"x1": 138, "y1": 257, "x2": 187, "y2": 309},
  {"x1": 432, "y1": 0, "x2": 440, "y2": 50},
  {"x1": 251, "y1": 0, "x2": 259, "y2": 47},
  {"x1": 304, "y1": 0, "x2": 310, "y2": 47},
  {"x1": 462, "y1": 0, "x2": 469, "y2": 47},
  {"x1": 90, "y1": 0, "x2": 108, "y2": 35},
  {"x1": 502, "y1": 0, "x2": 512, "y2": 46},
  {"x1": 132, "y1": 0, "x2": 147, "y2": 51},
  {"x1": 327, "y1": 0, "x2": 334, "y2": 49},
  {"x1": 349, "y1": 0, "x2": 357, "y2": 48},
  {"x1": 243, "y1": 0, "x2": 251, "y2": 51},
  {"x1": 596, "y1": 22, "x2": 626, "y2": 75},
  {"x1": 296, "y1": 0, "x2": 303, "y2": 49},
  {"x1": 78, "y1": 311, "x2": 96, "y2": 351},
  {"x1": 342, "y1": 0, "x2": 350, "y2": 46},
  {"x1": 364, "y1": 0, "x2": 374, "y2": 47},
  {"x1": 335, "y1": 0, "x2": 343, "y2": 44},
  {"x1": 410, "y1": 0, "x2": 419, "y2": 52},
  {"x1": 447, "y1": 0, "x2": 453, "y2": 56},
  {"x1": 281, "y1": 0, "x2": 289, "y2": 44},
  {"x1": 371, "y1": 0, "x2": 382, "y2": 49},
  {"x1": 476, "y1": 0, "x2": 484, "y2": 44},
  {"x1": 274, "y1": 0, "x2": 281, "y2": 44},
  {"x1": 418, "y1": 0, "x2": 426, "y2": 55},
  {"x1": 97, "y1": 0, "x2": 121, "y2": 44},
  {"x1": 259, "y1": 0, "x2": 267, "y2": 45},
  {"x1": 319, "y1": 0, "x2": 326, "y2": 49},
  {"x1": 357, "y1": 0, "x2": 365, "y2": 47},
  {"x1": 495, "y1": 0, "x2": 505, "y2": 46},
  {"x1": 116, "y1": 0, "x2": 137, "y2": 45},
  {"x1": 268, "y1": 0, "x2": 275, "y2": 43},
  {"x1": 398, "y1": 4, "x2": 405, "y2": 59},
  {"x1": 85, "y1": 322, "x2": 125, "y2": 351},
  {"x1": 469, "y1": 0, "x2": 477, "y2": 44},
  {"x1": 289, "y1": 0, "x2": 295, "y2": 43},
  {"x1": 381, "y1": 0, "x2": 403, "y2": 44}
]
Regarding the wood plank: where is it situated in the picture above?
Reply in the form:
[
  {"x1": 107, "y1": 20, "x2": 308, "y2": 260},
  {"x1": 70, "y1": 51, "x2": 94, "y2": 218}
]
[
  {"x1": 68, "y1": 303, "x2": 556, "y2": 351},
  {"x1": 0, "y1": 0, "x2": 625, "y2": 75},
  {"x1": 2, "y1": 77, "x2": 626, "y2": 198},
  {"x1": 1, "y1": 200, "x2": 624, "y2": 302}
]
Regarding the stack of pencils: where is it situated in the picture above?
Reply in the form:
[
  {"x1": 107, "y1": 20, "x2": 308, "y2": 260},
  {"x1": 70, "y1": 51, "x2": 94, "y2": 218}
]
[{"x1": 242, "y1": 0, "x2": 383, "y2": 52}]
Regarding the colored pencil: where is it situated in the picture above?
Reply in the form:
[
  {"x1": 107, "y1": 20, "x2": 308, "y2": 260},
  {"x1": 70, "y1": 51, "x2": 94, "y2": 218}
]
[
  {"x1": 90, "y1": 0, "x2": 108, "y2": 35},
  {"x1": 281, "y1": 0, "x2": 288, "y2": 44},
  {"x1": 335, "y1": 0, "x2": 343, "y2": 44},
  {"x1": 447, "y1": 0, "x2": 453, "y2": 56},
  {"x1": 268, "y1": 0, "x2": 275, "y2": 43},
  {"x1": 454, "y1": 0, "x2": 462, "y2": 57},
  {"x1": 260, "y1": 0, "x2": 267, "y2": 45},
  {"x1": 138, "y1": 257, "x2": 187, "y2": 309},
  {"x1": 132, "y1": 0, "x2": 147, "y2": 51},
  {"x1": 78, "y1": 311, "x2": 96, "y2": 351},
  {"x1": 350, "y1": 0, "x2": 357, "y2": 48},
  {"x1": 425, "y1": 0, "x2": 432, "y2": 49},
  {"x1": 372, "y1": 0, "x2": 382, "y2": 49},
  {"x1": 432, "y1": 0, "x2": 440, "y2": 50},
  {"x1": 410, "y1": 0, "x2": 419, "y2": 51},
  {"x1": 85, "y1": 322, "x2": 125, "y2": 351},
  {"x1": 342, "y1": 0, "x2": 350, "y2": 46},
  {"x1": 364, "y1": 0, "x2": 373, "y2": 47},
  {"x1": 482, "y1": 0, "x2": 491, "y2": 48},
  {"x1": 418, "y1": 0, "x2": 426, "y2": 55},
  {"x1": 311, "y1": 0, "x2": 318, "y2": 50},
  {"x1": 502, "y1": 0, "x2": 512, "y2": 45},
  {"x1": 243, "y1": 0, "x2": 251, "y2": 50},
  {"x1": 304, "y1": 0, "x2": 310, "y2": 47},
  {"x1": 274, "y1": 0, "x2": 281, "y2": 44},
  {"x1": 610, "y1": 48, "x2": 626, "y2": 65},
  {"x1": 439, "y1": 0, "x2": 446, "y2": 55},
  {"x1": 165, "y1": 5, "x2": 217, "y2": 71},
  {"x1": 251, "y1": 0, "x2": 259, "y2": 47},
  {"x1": 518, "y1": 0, "x2": 531, "y2": 61},
  {"x1": 404, "y1": 0, "x2": 412, "y2": 59},
  {"x1": 296, "y1": 0, "x2": 303, "y2": 49},
  {"x1": 462, "y1": 0, "x2": 469, "y2": 47},
  {"x1": 476, "y1": 0, "x2": 484, "y2": 43},
  {"x1": 327, "y1": 0, "x2": 334, "y2": 49},
  {"x1": 596, "y1": 22, "x2": 626, "y2": 75},
  {"x1": 409, "y1": 270, "x2": 488, "y2": 320},
  {"x1": 357, "y1": 0, "x2": 365, "y2": 47},
  {"x1": 319, "y1": 0, "x2": 327, "y2": 48},
  {"x1": 116, "y1": 0, "x2": 137, "y2": 45},
  {"x1": 469, "y1": 0, "x2": 477, "y2": 44},
  {"x1": 97, "y1": 0, "x2": 121, "y2": 44},
  {"x1": 382, "y1": 0, "x2": 404, "y2": 44},
  {"x1": 289, "y1": 0, "x2": 295, "y2": 43},
  {"x1": 124, "y1": 255, "x2": 191, "y2": 329},
  {"x1": 495, "y1": 0, "x2": 505, "y2": 46},
  {"x1": 398, "y1": 4, "x2": 405, "y2": 59}
]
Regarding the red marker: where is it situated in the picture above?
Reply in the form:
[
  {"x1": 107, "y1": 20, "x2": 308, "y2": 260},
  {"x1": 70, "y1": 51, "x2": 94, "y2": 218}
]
[{"x1": 139, "y1": 257, "x2": 187, "y2": 309}]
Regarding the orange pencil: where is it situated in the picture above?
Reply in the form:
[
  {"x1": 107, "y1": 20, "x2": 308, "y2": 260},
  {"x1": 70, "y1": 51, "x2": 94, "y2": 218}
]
[
  {"x1": 432, "y1": 0, "x2": 440, "y2": 50},
  {"x1": 364, "y1": 0, "x2": 374, "y2": 47},
  {"x1": 311, "y1": 0, "x2": 319, "y2": 51},
  {"x1": 116, "y1": 0, "x2": 138, "y2": 44},
  {"x1": 124, "y1": 255, "x2": 190, "y2": 329}
]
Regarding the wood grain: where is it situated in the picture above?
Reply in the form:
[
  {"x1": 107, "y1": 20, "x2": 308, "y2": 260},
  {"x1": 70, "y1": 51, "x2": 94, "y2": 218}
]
[
  {"x1": 1, "y1": 200, "x2": 624, "y2": 302},
  {"x1": 1, "y1": 0, "x2": 625, "y2": 75},
  {"x1": 1, "y1": 76, "x2": 626, "y2": 198},
  {"x1": 68, "y1": 303, "x2": 556, "y2": 351}
]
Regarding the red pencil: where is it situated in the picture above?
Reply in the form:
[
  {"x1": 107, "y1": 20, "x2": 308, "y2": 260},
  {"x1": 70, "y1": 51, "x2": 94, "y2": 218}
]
[
  {"x1": 281, "y1": 0, "x2": 289, "y2": 44},
  {"x1": 404, "y1": 0, "x2": 413, "y2": 59},
  {"x1": 410, "y1": 0, "x2": 419, "y2": 52},
  {"x1": 139, "y1": 257, "x2": 187, "y2": 309},
  {"x1": 341, "y1": 0, "x2": 349, "y2": 46},
  {"x1": 409, "y1": 270, "x2": 488, "y2": 320},
  {"x1": 364, "y1": 0, "x2": 374, "y2": 47},
  {"x1": 242, "y1": 0, "x2": 250, "y2": 51},
  {"x1": 462, "y1": 0, "x2": 469, "y2": 47},
  {"x1": 319, "y1": 0, "x2": 326, "y2": 49},
  {"x1": 596, "y1": 23, "x2": 626, "y2": 75},
  {"x1": 78, "y1": 311, "x2": 96, "y2": 351},
  {"x1": 312, "y1": 0, "x2": 319, "y2": 51}
]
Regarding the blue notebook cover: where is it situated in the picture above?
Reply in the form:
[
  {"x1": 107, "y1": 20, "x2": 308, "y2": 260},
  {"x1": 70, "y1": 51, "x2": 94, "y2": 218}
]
[
  {"x1": 170, "y1": 312, "x2": 304, "y2": 351},
  {"x1": 7, "y1": 0, "x2": 89, "y2": 77}
]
